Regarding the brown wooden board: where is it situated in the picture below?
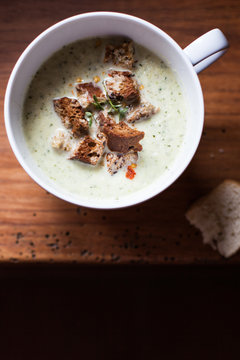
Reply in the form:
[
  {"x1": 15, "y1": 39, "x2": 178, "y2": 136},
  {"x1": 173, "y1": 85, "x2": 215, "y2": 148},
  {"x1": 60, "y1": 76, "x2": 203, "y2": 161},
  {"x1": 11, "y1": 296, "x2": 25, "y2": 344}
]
[{"x1": 0, "y1": 0, "x2": 240, "y2": 264}]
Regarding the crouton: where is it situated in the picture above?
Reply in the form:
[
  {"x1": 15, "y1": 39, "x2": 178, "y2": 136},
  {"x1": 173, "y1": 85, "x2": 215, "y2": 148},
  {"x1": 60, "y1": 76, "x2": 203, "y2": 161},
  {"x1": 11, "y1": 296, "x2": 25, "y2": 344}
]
[
  {"x1": 96, "y1": 111, "x2": 116, "y2": 130},
  {"x1": 105, "y1": 70, "x2": 140, "y2": 105},
  {"x1": 102, "y1": 121, "x2": 144, "y2": 154},
  {"x1": 104, "y1": 41, "x2": 135, "y2": 69},
  {"x1": 53, "y1": 97, "x2": 88, "y2": 137},
  {"x1": 69, "y1": 135, "x2": 105, "y2": 165},
  {"x1": 106, "y1": 151, "x2": 138, "y2": 175},
  {"x1": 75, "y1": 82, "x2": 106, "y2": 108},
  {"x1": 126, "y1": 102, "x2": 160, "y2": 123},
  {"x1": 51, "y1": 129, "x2": 72, "y2": 151}
]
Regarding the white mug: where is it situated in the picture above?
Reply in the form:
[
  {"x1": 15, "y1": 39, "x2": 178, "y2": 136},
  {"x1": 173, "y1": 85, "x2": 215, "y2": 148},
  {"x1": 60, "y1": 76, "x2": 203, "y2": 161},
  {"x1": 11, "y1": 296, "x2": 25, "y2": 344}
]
[{"x1": 4, "y1": 12, "x2": 229, "y2": 209}]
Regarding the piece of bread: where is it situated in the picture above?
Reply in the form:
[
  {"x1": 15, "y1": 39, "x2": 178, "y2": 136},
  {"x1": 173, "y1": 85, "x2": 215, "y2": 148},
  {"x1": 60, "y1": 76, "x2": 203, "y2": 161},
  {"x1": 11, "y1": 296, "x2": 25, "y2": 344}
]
[
  {"x1": 126, "y1": 102, "x2": 159, "y2": 123},
  {"x1": 51, "y1": 128, "x2": 72, "y2": 151},
  {"x1": 106, "y1": 151, "x2": 138, "y2": 175},
  {"x1": 69, "y1": 135, "x2": 105, "y2": 165},
  {"x1": 105, "y1": 70, "x2": 140, "y2": 105},
  {"x1": 97, "y1": 111, "x2": 116, "y2": 129},
  {"x1": 104, "y1": 41, "x2": 135, "y2": 69},
  {"x1": 53, "y1": 97, "x2": 88, "y2": 137},
  {"x1": 102, "y1": 121, "x2": 144, "y2": 154},
  {"x1": 75, "y1": 82, "x2": 106, "y2": 109},
  {"x1": 186, "y1": 180, "x2": 240, "y2": 258}
]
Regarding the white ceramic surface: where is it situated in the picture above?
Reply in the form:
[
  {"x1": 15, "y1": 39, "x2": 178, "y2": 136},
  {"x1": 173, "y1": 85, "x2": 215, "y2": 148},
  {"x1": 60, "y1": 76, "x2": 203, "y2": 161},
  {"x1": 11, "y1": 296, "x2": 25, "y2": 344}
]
[{"x1": 4, "y1": 12, "x2": 229, "y2": 209}]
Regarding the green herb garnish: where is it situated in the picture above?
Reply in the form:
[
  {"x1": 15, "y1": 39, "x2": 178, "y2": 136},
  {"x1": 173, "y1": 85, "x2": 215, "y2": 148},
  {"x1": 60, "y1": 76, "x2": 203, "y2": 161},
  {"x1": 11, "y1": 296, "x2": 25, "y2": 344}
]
[
  {"x1": 85, "y1": 111, "x2": 93, "y2": 127},
  {"x1": 107, "y1": 98, "x2": 121, "y2": 113},
  {"x1": 92, "y1": 95, "x2": 104, "y2": 110},
  {"x1": 118, "y1": 106, "x2": 128, "y2": 119},
  {"x1": 107, "y1": 100, "x2": 128, "y2": 120}
]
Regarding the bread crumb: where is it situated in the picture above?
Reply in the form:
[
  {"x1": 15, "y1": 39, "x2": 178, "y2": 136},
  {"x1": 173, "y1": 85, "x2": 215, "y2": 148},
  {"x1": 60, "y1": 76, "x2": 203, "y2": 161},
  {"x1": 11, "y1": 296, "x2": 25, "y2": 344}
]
[{"x1": 51, "y1": 129, "x2": 72, "y2": 151}]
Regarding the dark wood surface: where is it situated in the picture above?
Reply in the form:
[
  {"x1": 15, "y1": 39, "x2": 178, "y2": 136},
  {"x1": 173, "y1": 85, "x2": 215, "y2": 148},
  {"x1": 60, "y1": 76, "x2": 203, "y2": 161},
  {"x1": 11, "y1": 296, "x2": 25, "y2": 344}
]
[{"x1": 1, "y1": 0, "x2": 240, "y2": 265}]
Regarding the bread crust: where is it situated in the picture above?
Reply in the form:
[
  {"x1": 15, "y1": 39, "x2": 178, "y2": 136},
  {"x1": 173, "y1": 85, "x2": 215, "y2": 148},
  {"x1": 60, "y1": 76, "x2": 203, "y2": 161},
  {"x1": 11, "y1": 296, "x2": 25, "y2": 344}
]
[
  {"x1": 102, "y1": 121, "x2": 144, "y2": 154},
  {"x1": 53, "y1": 97, "x2": 88, "y2": 137}
]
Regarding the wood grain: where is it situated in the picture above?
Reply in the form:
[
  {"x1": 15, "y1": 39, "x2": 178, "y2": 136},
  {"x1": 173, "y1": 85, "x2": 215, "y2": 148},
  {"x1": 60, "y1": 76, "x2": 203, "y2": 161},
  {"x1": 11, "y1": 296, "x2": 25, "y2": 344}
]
[{"x1": 1, "y1": 0, "x2": 240, "y2": 264}]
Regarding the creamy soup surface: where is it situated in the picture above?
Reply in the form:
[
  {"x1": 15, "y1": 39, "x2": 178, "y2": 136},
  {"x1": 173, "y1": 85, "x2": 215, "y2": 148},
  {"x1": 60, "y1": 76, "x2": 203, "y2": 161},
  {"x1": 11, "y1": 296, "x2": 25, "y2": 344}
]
[{"x1": 23, "y1": 37, "x2": 187, "y2": 201}]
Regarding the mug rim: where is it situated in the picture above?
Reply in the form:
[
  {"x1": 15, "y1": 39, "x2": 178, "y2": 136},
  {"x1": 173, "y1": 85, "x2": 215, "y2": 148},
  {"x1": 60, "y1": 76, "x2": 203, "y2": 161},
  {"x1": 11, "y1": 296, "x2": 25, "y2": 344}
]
[{"x1": 4, "y1": 12, "x2": 204, "y2": 209}]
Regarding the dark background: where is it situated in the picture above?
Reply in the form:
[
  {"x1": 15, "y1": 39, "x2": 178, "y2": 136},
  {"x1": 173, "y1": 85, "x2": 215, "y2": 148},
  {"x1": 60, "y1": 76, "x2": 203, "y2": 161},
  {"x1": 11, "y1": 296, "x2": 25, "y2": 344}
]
[
  {"x1": 1, "y1": 265, "x2": 240, "y2": 359},
  {"x1": 1, "y1": 0, "x2": 240, "y2": 358}
]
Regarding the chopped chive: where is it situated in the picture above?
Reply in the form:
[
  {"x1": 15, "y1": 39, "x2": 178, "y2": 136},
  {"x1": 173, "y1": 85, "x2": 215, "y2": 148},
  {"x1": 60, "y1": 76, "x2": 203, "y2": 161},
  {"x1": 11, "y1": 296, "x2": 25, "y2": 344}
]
[
  {"x1": 92, "y1": 95, "x2": 104, "y2": 110},
  {"x1": 85, "y1": 111, "x2": 93, "y2": 127}
]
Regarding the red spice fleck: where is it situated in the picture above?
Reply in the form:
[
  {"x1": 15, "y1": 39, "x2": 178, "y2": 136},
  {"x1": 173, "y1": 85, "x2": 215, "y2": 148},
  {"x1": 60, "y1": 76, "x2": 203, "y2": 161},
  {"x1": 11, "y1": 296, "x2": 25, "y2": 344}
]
[
  {"x1": 126, "y1": 165, "x2": 136, "y2": 180},
  {"x1": 71, "y1": 90, "x2": 75, "y2": 96}
]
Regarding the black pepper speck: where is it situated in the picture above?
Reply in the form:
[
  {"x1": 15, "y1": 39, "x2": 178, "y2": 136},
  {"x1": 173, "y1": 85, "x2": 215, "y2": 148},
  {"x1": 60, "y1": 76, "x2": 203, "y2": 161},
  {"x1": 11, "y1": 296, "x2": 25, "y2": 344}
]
[
  {"x1": 81, "y1": 249, "x2": 88, "y2": 256},
  {"x1": 16, "y1": 232, "x2": 23, "y2": 240}
]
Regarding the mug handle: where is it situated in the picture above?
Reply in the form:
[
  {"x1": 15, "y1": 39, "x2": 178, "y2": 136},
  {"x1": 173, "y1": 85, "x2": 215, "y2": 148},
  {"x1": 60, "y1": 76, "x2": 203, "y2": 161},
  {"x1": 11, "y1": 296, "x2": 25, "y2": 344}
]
[{"x1": 183, "y1": 29, "x2": 229, "y2": 74}]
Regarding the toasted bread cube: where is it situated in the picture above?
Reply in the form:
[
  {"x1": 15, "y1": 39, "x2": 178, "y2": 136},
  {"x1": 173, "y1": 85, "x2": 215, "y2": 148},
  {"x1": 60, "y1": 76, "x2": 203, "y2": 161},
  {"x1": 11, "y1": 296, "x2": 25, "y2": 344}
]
[
  {"x1": 51, "y1": 129, "x2": 72, "y2": 151},
  {"x1": 126, "y1": 102, "x2": 159, "y2": 123},
  {"x1": 106, "y1": 151, "x2": 138, "y2": 175},
  {"x1": 69, "y1": 135, "x2": 105, "y2": 165},
  {"x1": 104, "y1": 41, "x2": 135, "y2": 69},
  {"x1": 53, "y1": 97, "x2": 88, "y2": 137},
  {"x1": 102, "y1": 121, "x2": 144, "y2": 154},
  {"x1": 96, "y1": 111, "x2": 116, "y2": 130},
  {"x1": 105, "y1": 70, "x2": 140, "y2": 105},
  {"x1": 75, "y1": 82, "x2": 105, "y2": 108}
]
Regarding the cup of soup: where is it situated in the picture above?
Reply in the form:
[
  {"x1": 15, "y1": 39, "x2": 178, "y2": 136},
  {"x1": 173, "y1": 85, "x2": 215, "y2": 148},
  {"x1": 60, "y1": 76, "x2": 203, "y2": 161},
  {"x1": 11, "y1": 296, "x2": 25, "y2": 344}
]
[{"x1": 4, "y1": 12, "x2": 229, "y2": 209}]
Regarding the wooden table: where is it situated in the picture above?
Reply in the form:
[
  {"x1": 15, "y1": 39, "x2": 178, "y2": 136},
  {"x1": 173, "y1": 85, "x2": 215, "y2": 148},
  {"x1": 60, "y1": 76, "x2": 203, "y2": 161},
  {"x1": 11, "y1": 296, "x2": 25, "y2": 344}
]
[{"x1": 1, "y1": 0, "x2": 239, "y2": 265}]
